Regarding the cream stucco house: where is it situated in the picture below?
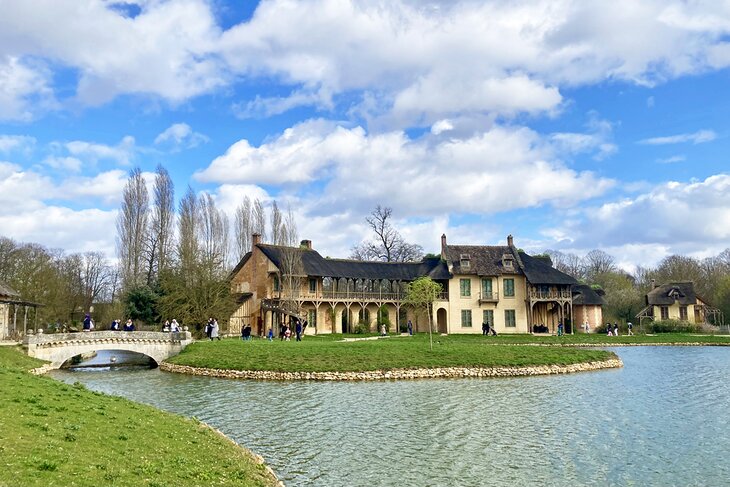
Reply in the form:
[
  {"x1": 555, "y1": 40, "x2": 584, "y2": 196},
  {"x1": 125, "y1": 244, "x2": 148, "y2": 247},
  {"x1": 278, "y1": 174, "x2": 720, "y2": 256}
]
[
  {"x1": 229, "y1": 234, "x2": 584, "y2": 336},
  {"x1": 636, "y1": 281, "x2": 721, "y2": 324}
]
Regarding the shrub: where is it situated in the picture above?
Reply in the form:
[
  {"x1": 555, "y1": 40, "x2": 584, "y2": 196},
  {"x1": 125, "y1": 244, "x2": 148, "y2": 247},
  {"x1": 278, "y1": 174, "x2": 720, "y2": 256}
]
[
  {"x1": 647, "y1": 319, "x2": 701, "y2": 333},
  {"x1": 353, "y1": 321, "x2": 371, "y2": 334}
]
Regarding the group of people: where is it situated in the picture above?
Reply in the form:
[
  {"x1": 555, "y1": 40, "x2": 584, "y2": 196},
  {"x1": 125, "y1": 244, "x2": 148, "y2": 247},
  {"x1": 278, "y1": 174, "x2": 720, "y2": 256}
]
[
  {"x1": 482, "y1": 321, "x2": 498, "y2": 336},
  {"x1": 161, "y1": 319, "x2": 181, "y2": 332},
  {"x1": 276, "y1": 318, "x2": 307, "y2": 341},
  {"x1": 205, "y1": 318, "x2": 221, "y2": 340},
  {"x1": 81, "y1": 314, "x2": 137, "y2": 332},
  {"x1": 606, "y1": 322, "x2": 633, "y2": 336}
]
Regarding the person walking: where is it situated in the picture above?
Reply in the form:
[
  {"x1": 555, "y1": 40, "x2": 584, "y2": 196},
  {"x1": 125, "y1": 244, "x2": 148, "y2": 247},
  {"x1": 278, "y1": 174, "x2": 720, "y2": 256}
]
[
  {"x1": 627, "y1": 321, "x2": 634, "y2": 336},
  {"x1": 583, "y1": 319, "x2": 590, "y2": 333},
  {"x1": 557, "y1": 321, "x2": 564, "y2": 336},
  {"x1": 613, "y1": 323, "x2": 619, "y2": 336},
  {"x1": 606, "y1": 323, "x2": 613, "y2": 336},
  {"x1": 407, "y1": 319, "x2": 413, "y2": 336},
  {"x1": 284, "y1": 325, "x2": 291, "y2": 341},
  {"x1": 380, "y1": 323, "x2": 387, "y2": 336},
  {"x1": 295, "y1": 319, "x2": 303, "y2": 341},
  {"x1": 205, "y1": 318, "x2": 213, "y2": 339},
  {"x1": 82, "y1": 314, "x2": 92, "y2": 332},
  {"x1": 482, "y1": 321, "x2": 488, "y2": 335},
  {"x1": 267, "y1": 327, "x2": 274, "y2": 341}
]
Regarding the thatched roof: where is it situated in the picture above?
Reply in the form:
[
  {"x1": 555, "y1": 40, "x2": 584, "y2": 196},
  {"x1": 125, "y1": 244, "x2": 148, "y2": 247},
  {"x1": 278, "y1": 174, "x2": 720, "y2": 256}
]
[
  {"x1": 646, "y1": 282, "x2": 697, "y2": 306},
  {"x1": 518, "y1": 251, "x2": 578, "y2": 285},
  {"x1": 572, "y1": 284, "x2": 605, "y2": 306},
  {"x1": 0, "y1": 281, "x2": 19, "y2": 298}
]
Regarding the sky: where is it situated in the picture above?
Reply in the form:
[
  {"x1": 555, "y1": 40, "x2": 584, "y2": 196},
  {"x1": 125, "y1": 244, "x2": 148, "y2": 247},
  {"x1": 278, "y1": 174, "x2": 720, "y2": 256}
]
[{"x1": 2, "y1": 0, "x2": 730, "y2": 271}]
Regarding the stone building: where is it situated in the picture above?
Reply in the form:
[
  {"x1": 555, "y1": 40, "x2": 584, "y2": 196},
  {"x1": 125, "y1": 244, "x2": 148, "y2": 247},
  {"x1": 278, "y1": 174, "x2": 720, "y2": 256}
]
[
  {"x1": 571, "y1": 284, "x2": 605, "y2": 332},
  {"x1": 229, "y1": 233, "x2": 582, "y2": 335}
]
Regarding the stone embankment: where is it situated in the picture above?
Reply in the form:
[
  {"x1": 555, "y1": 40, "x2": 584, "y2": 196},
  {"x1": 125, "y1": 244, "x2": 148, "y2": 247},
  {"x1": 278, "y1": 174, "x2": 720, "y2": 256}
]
[{"x1": 160, "y1": 358, "x2": 623, "y2": 381}]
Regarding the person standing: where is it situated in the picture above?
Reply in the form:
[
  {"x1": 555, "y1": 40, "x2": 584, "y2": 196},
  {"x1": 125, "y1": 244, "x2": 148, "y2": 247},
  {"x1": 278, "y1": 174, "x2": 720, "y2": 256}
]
[
  {"x1": 407, "y1": 319, "x2": 413, "y2": 335},
  {"x1": 380, "y1": 323, "x2": 387, "y2": 336},
  {"x1": 606, "y1": 323, "x2": 613, "y2": 336},
  {"x1": 583, "y1": 319, "x2": 590, "y2": 333},
  {"x1": 267, "y1": 327, "x2": 274, "y2": 341},
  {"x1": 627, "y1": 321, "x2": 634, "y2": 336},
  {"x1": 82, "y1": 314, "x2": 92, "y2": 332},
  {"x1": 211, "y1": 319, "x2": 220, "y2": 341},
  {"x1": 295, "y1": 319, "x2": 303, "y2": 341},
  {"x1": 205, "y1": 318, "x2": 213, "y2": 339},
  {"x1": 284, "y1": 325, "x2": 291, "y2": 341},
  {"x1": 557, "y1": 321, "x2": 564, "y2": 336},
  {"x1": 482, "y1": 321, "x2": 488, "y2": 335},
  {"x1": 613, "y1": 323, "x2": 619, "y2": 336}
]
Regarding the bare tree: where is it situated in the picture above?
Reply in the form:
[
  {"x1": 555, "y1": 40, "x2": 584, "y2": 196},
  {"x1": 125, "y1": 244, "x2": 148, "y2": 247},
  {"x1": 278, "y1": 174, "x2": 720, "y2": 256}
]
[
  {"x1": 80, "y1": 251, "x2": 113, "y2": 311},
  {"x1": 350, "y1": 205, "x2": 424, "y2": 262},
  {"x1": 116, "y1": 168, "x2": 149, "y2": 289},
  {"x1": 584, "y1": 249, "x2": 616, "y2": 280},
  {"x1": 277, "y1": 205, "x2": 304, "y2": 322},
  {"x1": 147, "y1": 165, "x2": 175, "y2": 281},
  {"x1": 234, "y1": 195, "x2": 253, "y2": 260},
  {"x1": 177, "y1": 186, "x2": 199, "y2": 276},
  {"x1": 545, "y1": 249, "x2": 586, "y2": 280},
  {"x1": 270, "y1": 200, "x2": 283, "y2": 245},
  {"x1": 198, "y1": 193, "x2": 228, "y2": 278},
  {"x1": 252, "y1": 198, "x2": 266, "y2": 242}
]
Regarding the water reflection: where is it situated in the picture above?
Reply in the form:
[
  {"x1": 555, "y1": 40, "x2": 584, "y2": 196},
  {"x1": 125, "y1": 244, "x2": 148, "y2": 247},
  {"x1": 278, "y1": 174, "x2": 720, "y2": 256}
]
[{"x1": 51, "y1": 347, "x2": 730, "y2": 486}]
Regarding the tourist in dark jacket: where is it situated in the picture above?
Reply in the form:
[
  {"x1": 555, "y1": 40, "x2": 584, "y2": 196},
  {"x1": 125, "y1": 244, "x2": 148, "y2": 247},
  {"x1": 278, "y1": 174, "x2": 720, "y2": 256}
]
[{"x1": 295, "y1": 320, "x2": 303, "y2": 341}]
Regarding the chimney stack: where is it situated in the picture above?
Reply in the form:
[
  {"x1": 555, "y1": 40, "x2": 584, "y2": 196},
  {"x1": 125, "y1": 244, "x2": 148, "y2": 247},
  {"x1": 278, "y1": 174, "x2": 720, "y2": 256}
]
[
  {"x1": 651, "y1": 278, "x2": 657, "y2": 289},
  {"x1": 507, "y1": 234, "x2": 514, "y2": 247},
  {"x1": 440, "y1": 234, "x2": 447, "y2": 259},
  {"x1": 300, "y1": 239, "x2": 312, "y2": 250},
  {"x1": 252, "y1": 233, "x2": 261, "y2": 247}
]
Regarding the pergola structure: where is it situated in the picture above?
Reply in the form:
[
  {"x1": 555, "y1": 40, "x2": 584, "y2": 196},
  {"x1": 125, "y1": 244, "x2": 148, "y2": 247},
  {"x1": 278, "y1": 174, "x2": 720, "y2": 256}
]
[{"x1": 0, "y1": 281, "x2": 43, "y2": 340}]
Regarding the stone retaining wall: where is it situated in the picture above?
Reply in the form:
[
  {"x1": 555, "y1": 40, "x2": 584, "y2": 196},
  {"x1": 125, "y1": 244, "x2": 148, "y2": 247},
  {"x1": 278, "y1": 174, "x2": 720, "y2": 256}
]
[{"x1": 159, "y1": 358, "x2": 623, "y2": 381}]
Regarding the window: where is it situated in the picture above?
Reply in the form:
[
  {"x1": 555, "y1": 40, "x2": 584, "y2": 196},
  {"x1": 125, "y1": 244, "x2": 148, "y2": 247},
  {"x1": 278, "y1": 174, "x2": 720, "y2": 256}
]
[
  {"x1": 461, "y1": 309, "x2": 472, "y2": 327},
  {"x1": 679, "y1": 306, "x2": 688, "y2": 321},
  {"x1": 660, "y1": 306, "x2": 669, "y2": 320},
  {"x1": 460, "y1": 279, "x2": 471, "y2": 297},
  {"x1": 504, "y1": 278, "x2": 515, "y2": 297},
  {"x1": 273, "y1": 275, "x2": 280, "y2": 292},
  {"x1": 505, "y1": 309, "x2": 516, "y2": 327},
  {"x1": 309, "y1": 278, "x2": 317, "y2": 293},
  {"x1": 308, "y1": 309, "x2": 317, "y2": 327},
  {"x1": 482, "y1": 278, "x2": 492, "y2": 297},
  {"x1": 483, "y1": 310, "x2": 494, "y2": 327},
  {"x1": 460, "y1": 254, "x2": 471, "y2": 270}
]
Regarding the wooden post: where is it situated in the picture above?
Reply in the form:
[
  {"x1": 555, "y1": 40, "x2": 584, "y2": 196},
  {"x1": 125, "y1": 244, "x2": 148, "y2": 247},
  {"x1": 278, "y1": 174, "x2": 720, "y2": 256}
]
[
  {"x1": 13, "y1": 305, "x2": 18, "y2": 337},
  {"x1": 23, "y1": 306, "x2": 28, "y2": 335}
]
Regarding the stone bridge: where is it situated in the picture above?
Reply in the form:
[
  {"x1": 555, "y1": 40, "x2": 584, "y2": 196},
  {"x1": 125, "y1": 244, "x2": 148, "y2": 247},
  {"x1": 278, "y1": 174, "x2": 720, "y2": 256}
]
[{"x1": 23, "y1": 330, "x2": 193, "y2": 369}]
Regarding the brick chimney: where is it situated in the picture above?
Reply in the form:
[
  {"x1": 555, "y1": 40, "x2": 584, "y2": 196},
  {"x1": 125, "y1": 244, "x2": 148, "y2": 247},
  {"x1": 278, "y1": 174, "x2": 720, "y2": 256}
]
[
  {"x1": 440, "y1": 234, "x2": 447, "y2": 260},
  {"x1": 651, "y1": 278, "x2": 657, "y2": 289},
  {"x1": 252, "y1": 233, "x2": 261, "y2": 247},
  {"x1": 300, "y1": 239, "x2": 312, "y2": 250},
  {"x1": 507, "y1": 234, "x2": 514, "y2": 247}
]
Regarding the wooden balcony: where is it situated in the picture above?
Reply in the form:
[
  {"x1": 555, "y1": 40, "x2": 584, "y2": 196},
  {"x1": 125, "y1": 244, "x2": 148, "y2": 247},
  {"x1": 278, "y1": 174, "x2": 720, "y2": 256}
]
[
  {"x1": 479, "y1": 291, "x2": 499, "y2": 303},
  {"x1": 529, "y1": 289, "x2": 572, "y2": 300},
  {"x1": 267, "y1": 290, "x2": 449, "y2": 303}
]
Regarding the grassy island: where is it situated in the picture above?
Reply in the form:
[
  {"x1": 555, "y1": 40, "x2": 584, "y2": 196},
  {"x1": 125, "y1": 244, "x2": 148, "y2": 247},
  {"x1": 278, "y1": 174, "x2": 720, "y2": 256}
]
[
  {"x1": 0, "y1": 347, "x2": 278, "y2": 487},
  {"x1": 167, "y1": 334, "x2": 617, "y2": 373},
  {"x1": 483, "y1": 333, "x2": 730, "y2": 346}
]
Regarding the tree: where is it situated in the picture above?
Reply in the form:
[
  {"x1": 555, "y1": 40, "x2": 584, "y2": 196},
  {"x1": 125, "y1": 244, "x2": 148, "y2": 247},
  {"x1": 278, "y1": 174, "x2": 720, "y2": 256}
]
[
  {"x1": 177, "y1": 186, "x2": 199, "y2": 276},
  {"x1": 270, "y1": 200, "x2": 283, "y2": 245},
  {"x1": 350, "y1": 205, "x2": 424, "y2": 262},
  {"x1": 277, "y1": 204, "x2": 303, "y2": 320},
  {"x1": 584, "y1": 249, "x2": 616, "y2": 281},
  {"x1": 234, "y1": 195, "x2": 252, "y2": 261},
  {"x1": 545, "y1": 249, "x2": 585, "y2": 281},
  {"x1": 404, "y1": 277, "x2": 443, "y2": 351},
  {"x1": 198, "y1": 193, "x2": 229, "y2": 278},
  {"x1": 252, "y1": 198, "x2": 266, "y2": 242},
  {"x1": 146, "y1": 165, "x2": 175, "y2": 282},
  {"x1": 116, "y1": 168, "x2": 149, "y2": 290}
]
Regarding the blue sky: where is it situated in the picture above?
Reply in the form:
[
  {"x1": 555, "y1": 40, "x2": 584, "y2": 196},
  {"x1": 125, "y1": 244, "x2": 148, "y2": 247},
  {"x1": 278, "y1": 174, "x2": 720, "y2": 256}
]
[{"x1": 1, "y1": 0, "x2": 730, "y2": 269}]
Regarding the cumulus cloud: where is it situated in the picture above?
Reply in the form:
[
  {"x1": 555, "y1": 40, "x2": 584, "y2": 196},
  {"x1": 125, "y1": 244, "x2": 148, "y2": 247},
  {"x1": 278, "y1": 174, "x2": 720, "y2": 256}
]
[
  {"x1": 0, "y1": 134, "x2": 35, "y2": 153},
  {"x1": 64, "y1": 135, "x2": 136, "y2": 166},
  {"x1": 551, "y1": 174, "x2": 730, "y2": 254},
  {"x1": 0, "y1": 56, "x2": 56, "y2": 121},
  {"x1": 196, "y1": 119, "x2": 615, "y2": 216},
  {"x1": 154, "y1": 123, "x2": 209, "y2": 151},
  {"x1": 639, "y1": 129, "x2": 717, "y2": 145}
]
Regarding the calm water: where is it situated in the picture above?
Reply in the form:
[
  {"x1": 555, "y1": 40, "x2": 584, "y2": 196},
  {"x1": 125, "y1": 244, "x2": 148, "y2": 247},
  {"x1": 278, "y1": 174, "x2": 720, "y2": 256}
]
[{"x1": 51, "y1": 347, "x2": 730, "y2": 486}]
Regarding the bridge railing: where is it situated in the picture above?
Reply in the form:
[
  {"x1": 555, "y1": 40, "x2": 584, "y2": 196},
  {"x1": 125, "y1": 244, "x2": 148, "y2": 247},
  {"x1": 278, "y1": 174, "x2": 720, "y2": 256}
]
[{"x1": 23, "y1": 330, "x2": 192, "y2": 345}]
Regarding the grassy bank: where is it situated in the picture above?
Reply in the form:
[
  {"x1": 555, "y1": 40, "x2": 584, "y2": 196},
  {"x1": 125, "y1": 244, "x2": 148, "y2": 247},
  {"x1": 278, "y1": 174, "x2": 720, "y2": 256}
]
[
  {"x1": 167, "y1": 334, "x2": 616, "y2": 372},
  {"x1": 0, "y1": 347, "x2": 278, "y2": 487},
  {"x1": 479, "y1": 332, "x2": 730, "y2": 346}
]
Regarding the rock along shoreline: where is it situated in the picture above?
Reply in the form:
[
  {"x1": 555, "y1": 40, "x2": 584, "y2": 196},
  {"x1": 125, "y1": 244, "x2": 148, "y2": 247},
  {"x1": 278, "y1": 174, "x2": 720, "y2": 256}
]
[{"x1": 159, "y1": 358, "x2": 623, "y2": 381}]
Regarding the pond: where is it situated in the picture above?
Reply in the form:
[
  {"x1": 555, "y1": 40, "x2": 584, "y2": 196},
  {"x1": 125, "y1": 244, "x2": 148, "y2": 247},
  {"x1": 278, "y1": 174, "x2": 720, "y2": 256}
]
[{"x1": 51, "y1": 347, "x2": 730, "y2": 486}]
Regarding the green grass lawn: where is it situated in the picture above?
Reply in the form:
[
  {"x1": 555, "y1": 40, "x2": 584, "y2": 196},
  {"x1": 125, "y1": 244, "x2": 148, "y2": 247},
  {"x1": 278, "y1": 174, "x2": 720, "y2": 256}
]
[
  {"x1": 168, "y1": 334, "x2": 617, "y2": 372},
  {"x1": 0, "y1": 347, "x2": 277, "y2": 487}
]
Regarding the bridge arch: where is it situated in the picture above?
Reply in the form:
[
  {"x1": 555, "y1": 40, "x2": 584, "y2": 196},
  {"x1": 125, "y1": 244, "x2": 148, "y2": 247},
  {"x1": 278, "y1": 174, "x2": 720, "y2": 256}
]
[{"x1": 23, "y1": 331, "x2": 193, "y2": 369}]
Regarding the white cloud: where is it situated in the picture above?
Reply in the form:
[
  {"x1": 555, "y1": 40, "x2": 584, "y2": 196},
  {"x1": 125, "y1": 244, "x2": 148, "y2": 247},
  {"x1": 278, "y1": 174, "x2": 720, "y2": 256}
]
[
  {"x1": 196, "y1": 119, "x2": 615, "y2": 216},
  {"x1": 0, "y1": 56, "x2": 56, "y2": 121},
  {"x1": 154, "y1": 123, "x2": 209, "y2": 151},
  {"x1": 552, "y1": 174, "x2": 730, "y2": 254},
  {"x1": 639, "y1": 129, "x2": 717, "y2": 145},
  {"x1": 656, "y1": 155, "x2": 686, "y2": 164},
  {"x1": 64, "y1": 135, "x2": 136, "y2": 166},
  {"x1": 58, "y1": 170, "x2": 129, "y2": 205},
  {"x1": 0, "y1": 134, "x2": 35, "y2": 153}
]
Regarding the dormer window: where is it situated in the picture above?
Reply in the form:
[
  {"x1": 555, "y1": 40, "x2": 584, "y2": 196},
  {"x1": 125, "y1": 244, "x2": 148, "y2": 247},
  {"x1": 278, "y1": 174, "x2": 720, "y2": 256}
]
[
  {"x1": 460, "y1": 254, "x2": 471, "y2": 270},
  {"x1": 502, "y1": 253, "x2": 514, "y2": 269}
]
